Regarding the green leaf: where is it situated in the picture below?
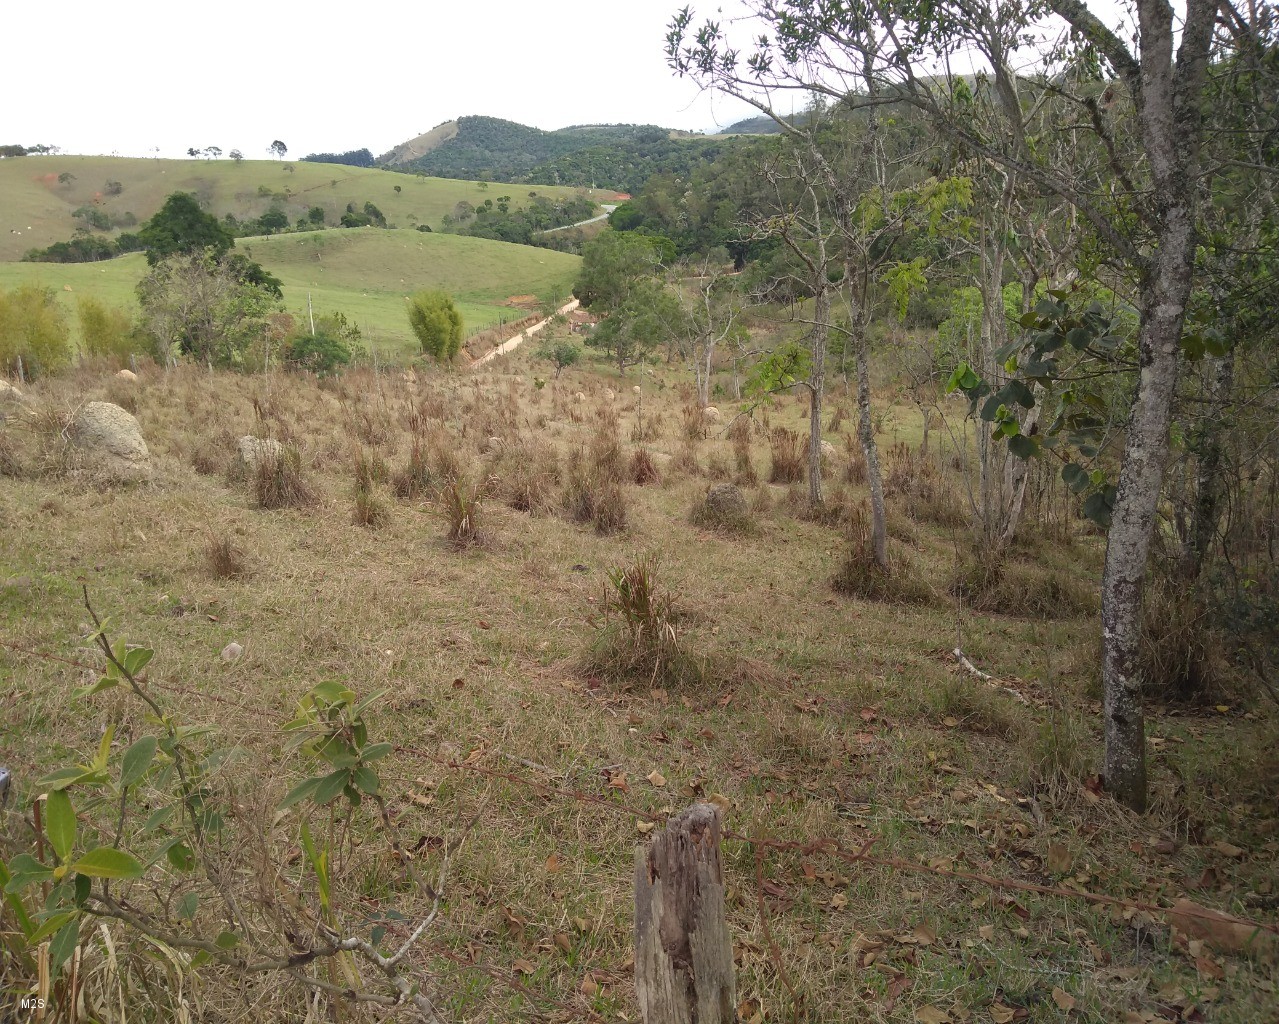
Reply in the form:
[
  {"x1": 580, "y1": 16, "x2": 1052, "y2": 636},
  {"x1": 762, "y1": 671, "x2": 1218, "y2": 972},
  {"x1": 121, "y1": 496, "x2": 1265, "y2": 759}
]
[
  {"x1": 141, "y1": 805, "x2": 175, "y2": 833},
  {"x1": 120, "y1": 737, "x2": 158, "y2": 789},
  {"x1": 48, "y1": 917, "x2": 80, "y2": 975},
  {"x1": 310, "y1": 681, "x2": 355, "y2": 706},
  {"x1": 3, "y1": 857, "x2": 55, "y2": 894},
  {"x1": 351, "y1": 689, "x2": 389, "y2": 719},
  {"x1": 278, "y1": 776, "x2": 324, "y2": 810},
  {"x1": 352, "y1": 765, "x2": 380, "y2": 795},
  {"x1": 312, "y1": 769, "x2": 351, "y2": 806},
  {"x1": 176, "y1": 893, "x2": 199, "y2": 921},
  {"x1": 361, "y1": 742, "x2": 393, "y2": 762},
  {"x1": 1008, "y1": 434, "x2": 1039, "y2": 459},
  {"x1": 27, "y1": 909, "x2": 79, "y2": 945},
  {"x1": 73, "y1": 675, "x2": 121, "y2": 699},
  {"x1": 1065, "y1": 327, "x2": 1092, "y2": 350},
  {"x1": 215, "y1": 930, "x2": 239, "y2": 950},
  {"x1": 980, "y1": 395, "x2": 1003, "y2": 422},
  {"x1": 71, "y1": 847, "x2": 145, "y2": 880},
  {"x1": 1082, "y1": 492, "x2": 1113, "y2": 528},
  {"x1": 73, "y1": 873, "x2": 91, "y2": 906},
  {"x1": 165, "y1": 842, "x2": 195, "y2": 872},
  {"x1": 45, "y1": 791, "x2": 76, "y2": 864},
  {"x1": 93, "y1": 726, "x2": 115, "y2": 772},
  {"x1": 122, "y1": 647, "x2": 154, "y2": 676},
  {"x1": 38, "y1": 766, "x2": 94, "y2": 792}
]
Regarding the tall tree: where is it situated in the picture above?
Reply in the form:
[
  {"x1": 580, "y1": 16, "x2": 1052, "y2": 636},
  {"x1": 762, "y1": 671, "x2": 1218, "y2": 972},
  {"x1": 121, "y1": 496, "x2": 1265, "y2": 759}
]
[{"x1": 670, "y1": 0, "x2": 1237, "y2": 811}]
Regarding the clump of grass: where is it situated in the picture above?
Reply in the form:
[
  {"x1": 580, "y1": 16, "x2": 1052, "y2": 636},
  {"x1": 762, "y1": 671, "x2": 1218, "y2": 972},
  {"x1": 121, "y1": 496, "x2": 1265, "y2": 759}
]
[
  {"x1": 884, "y1": 442, "x2": 964, "y2": 527},
  {"x1": 681, "y1": 403, "x2": 707, "y2": 441},
  {"x1": 353, "y1": 488, "x2": 389, "y2": 528},
  {"x1": 768, "y1": 427, "x2": 806, "y2": 483},
  {"x1": 630, "y1": 447, "x2": 660, "y2": 485},
  {"x1": 191, "y1": 440, "x2": 224, "y2": 477},
  {"x1": 563, "y1": 456, "x2": 628, "y2": 534},
  {"x1": 587, "y1": 556, "x2": 707, "y2": 687},
  {"x1": 1022, "y1": 705, "x2": 1094, "y2": 799},
  {"x1": 0, "y1": 429, "x2": 22, "y2": 477},
  {"x1": 930, "y1": 679, "x2": 1028, "y2": 741},
  {"x1": 493, "y1": 438, "x2": 560, "y2": 513},
  {"x1": 253, "y1": 445, "x2": 316, "y2": 510},
  {"x1": 670, "y1": 442, "x2": 701, "y2": 477},
  {"x1": 832, "y1": 505, "x2": 933, "y2": 604},
  {"x1": 949, "y1": 552, "x2": 1097, "y2": 619},
  {"x1": 691, "y1": 484, "x2": 753, "y2": 534},
  {"x1": 1138, "y1": 576, "x2": 1229, "y2": 702},
  {"x1": 353, "y1": 448, "x2": 388, "y2": 492},
  {"x1": 442, "y1": 477, "x2": 485, "y2": 547},
  {"x1": 206, "y1": 533, "x2": 248, "y2": 580},
  {"x1": 843, "y1": 434, "x2": 868, "y2": 485},
  {"x1": 392, "y1": 441, "x2": 433, "y2": 499},
  {"x1": 729, "y1": 419, "x2": 757, "y2": 487}
]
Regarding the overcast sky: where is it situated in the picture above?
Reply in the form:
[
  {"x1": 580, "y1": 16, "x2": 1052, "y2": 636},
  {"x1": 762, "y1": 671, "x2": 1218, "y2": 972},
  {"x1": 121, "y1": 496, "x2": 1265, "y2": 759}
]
[{"x1": 4, "y1": 0, "x2": 762, "y2": 160}]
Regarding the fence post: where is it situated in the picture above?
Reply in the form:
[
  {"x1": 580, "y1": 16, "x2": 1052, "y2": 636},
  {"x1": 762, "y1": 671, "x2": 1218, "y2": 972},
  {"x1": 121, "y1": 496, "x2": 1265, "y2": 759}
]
[{"x1": 634, "y1": 802, "x2": 735, "y2": 1023}]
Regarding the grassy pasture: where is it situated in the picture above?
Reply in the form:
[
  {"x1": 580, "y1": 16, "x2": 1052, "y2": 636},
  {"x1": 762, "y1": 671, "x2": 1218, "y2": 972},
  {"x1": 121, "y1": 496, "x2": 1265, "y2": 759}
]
[
  {"x1": 1, "y1": 339, "x2": 1274, "y2": 1022},
  {"x1": 0, "y1": 154, "x2": 601, "y2": 261},
  {"x1": 0, "y1": 229, "x2": 579, "y2": 357}
]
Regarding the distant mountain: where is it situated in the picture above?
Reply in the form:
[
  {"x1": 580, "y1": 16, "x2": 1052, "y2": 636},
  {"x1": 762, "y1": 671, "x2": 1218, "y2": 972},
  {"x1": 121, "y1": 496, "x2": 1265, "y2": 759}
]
[
  {"x1": 721, "y1": 115, "x2": 786, "y2": 135},
  {"x1": 379, "y1": 116, "x2": 746, "y2": 192}
]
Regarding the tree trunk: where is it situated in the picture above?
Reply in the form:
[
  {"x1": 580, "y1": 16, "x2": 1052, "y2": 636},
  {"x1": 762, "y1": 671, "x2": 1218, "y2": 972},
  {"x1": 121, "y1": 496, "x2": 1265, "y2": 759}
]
[
  {"x1": 634, "y1": 803, "x2": 735, "y2": 1024},
  {"x1": 1179, "y1": 351, "x2": 1234, "y2": 581},
  {"x1": 855, "y1": 318, "x2": 889, "y2": 568},
  {"x1": 1101, "y1": 207, "x2": 1196, "y2": 812},
  {"x1": 808, "y1": 286, "x2": 829, "y2": 506}
]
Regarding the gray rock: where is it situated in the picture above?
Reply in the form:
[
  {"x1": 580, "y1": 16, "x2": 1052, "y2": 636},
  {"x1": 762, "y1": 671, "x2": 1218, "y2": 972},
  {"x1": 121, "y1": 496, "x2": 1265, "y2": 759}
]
[
  {"x1": 236, "y1": 436, "x2": 283, "y2": 473},
  {"x1": 220, "y1": 642, "x2": 243, "y2": 663},
  {"x1": 71, "y1": 401, "x2": 151, "y2": 482}
]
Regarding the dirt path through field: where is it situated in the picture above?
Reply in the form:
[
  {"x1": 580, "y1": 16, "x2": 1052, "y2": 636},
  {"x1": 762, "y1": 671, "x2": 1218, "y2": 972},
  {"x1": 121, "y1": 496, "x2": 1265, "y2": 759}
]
[{"x1": 470, "y1": 298, "x2": 580, "y2": 367}]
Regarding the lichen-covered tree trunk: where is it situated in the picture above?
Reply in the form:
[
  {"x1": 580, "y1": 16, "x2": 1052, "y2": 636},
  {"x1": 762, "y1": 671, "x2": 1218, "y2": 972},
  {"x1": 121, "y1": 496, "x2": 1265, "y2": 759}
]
[
  {"x1": 808, "y1": 285, "x2": 830, "y2": 506},
  {"x1": 1180, "y1": 351, "x2": 1235, "y2": 580},
  {"x1": 1102, "y1": 207, "x2": 1196, "y2": 812},
  {"x1": 854, "y1": 315, "x2": 889, "y2": 567}
]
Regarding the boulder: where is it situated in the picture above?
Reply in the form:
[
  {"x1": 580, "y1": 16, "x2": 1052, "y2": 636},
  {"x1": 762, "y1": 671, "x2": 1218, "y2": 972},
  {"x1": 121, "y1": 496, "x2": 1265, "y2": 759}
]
[
  {"x1": 702, "y1": 406, "x2": 722, "y2": 422},
  {"x1": 71, "y1": 401, "x2": 151, "y2": 482},
  {"x1": 575, "y1": 392, "x2": 587, "y2": 403},
  {"x1": 604, "y1": 388, "x2": 616, "y2": 401},
  {"x1": 236, "y1": 436, "x2": 283, "y2": 474},
  {"x1": 820, "y1": 440, "x2": 837, "y2": 459},
  {"x1": 693, "y1": 483, "x2": 751, "y2": 532},
  {"x1": 0, "y1": 380, "x2": 26, "y2": 421},
  {"x1": 633, "y1": 386, "x2": 642, "y2": 395},
  {"x1": 115, "y1": 369, "x2": 138, "y2": 382}
]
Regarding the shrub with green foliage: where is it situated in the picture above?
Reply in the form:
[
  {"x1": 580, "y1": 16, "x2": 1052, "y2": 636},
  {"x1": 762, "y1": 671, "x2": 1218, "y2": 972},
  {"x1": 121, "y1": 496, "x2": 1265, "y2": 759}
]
[
  {"x1": 77, "y1": 297, "x2": 138, "y2": 363},
  {"x1": 283, "y1": 314, "x2": 361, "y2": 376},
  {"x1": 138, "y1": 192, "x2": 234, "y2": 265},
  {"x1": 0, "y1": 284, "x2": 73, "y2": 378},
  {"x1": 537, "y1": 338, "x2": 581, "y2": 377},
  {"x1": 407, "y1": 290, "x2": 463, "y2": 361}
]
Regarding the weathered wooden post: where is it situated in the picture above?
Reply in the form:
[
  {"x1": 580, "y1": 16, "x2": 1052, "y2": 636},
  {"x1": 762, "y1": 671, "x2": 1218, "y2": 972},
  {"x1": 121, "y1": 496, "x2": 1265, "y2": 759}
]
[{"x1": 634, "y1": 802, "x2": 735, "y2": 1023}]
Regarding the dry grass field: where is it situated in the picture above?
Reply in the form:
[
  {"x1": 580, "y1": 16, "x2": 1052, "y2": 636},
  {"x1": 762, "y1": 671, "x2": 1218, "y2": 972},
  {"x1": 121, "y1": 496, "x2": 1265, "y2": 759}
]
[{"x1": 1, "y1": 338, "x2": 1276, "y2": 1022}]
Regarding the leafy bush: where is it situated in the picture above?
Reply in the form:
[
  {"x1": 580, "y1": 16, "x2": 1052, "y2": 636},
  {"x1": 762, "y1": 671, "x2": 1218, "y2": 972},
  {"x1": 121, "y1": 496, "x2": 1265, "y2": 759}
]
[
  {"x1": 587, "y1": 556, "x2": 707, "y2": 687},
  {"x1": 0, "y1": 284, "x2": 73, "y2": 378},
  {"x1": 77, "y1": 296, "x2": 137, "y2": 362},
  {"x1": 537, "y1": 338, "x2": 581, "y2": 377},
  {"x1": 408, "y1": 290, "x2": 464, "y2": 361}
]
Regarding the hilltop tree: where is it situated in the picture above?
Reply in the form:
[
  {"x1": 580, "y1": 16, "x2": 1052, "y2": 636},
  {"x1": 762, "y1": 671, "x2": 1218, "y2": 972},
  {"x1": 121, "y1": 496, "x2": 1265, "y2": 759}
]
[
  {"x1": 137, "y1": 192, "x2": 234, "y2": 266},
  {"x1": 407, "y1": 290, "x2": 464, "y2": 361},
  {"x1": 230, "y1": 149, "x2": 244, "y2": 163},
  {"x1": 205, "y1": 146, "x2": 222, "y2": 160},
  {"x1": 270, "y1": 140, "x2": 288, "y2": 160}
]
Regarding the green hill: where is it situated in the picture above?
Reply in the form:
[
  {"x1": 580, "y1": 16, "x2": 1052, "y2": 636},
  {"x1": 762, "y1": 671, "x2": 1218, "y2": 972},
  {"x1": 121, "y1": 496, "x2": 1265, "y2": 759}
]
[
  {"x1": 0, "y1": 228, "x2": 579, "y2": 359},
  {"x1": 379, "y1": 116, "x2": 731, "y2": 192},
  {"x1": 0, "y1": 154, "x2": 591, "y2": 261}
]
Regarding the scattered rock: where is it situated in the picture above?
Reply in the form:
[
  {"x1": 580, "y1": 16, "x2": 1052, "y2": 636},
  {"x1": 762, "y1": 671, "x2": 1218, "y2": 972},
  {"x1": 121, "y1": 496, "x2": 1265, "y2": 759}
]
[
  {"x1": 702, "y1": 406, "x2": 722, "y2": 422},
  {"x1": 632, "y1": 386, "x2": 642, "y2": 395},
  {"x1": 71, "y1": 401, "x2": 151, "y2": 483},
  {"x1": 220, "y1": 642, "x2": 244, "y2": 663},
  {"x1": 604, "y1": 388, "x2": 615, "y2": 401},
  {"x1": 692, "y1": 483, "x2": 751, "y2": 532},
  {"x1": 236, "y1": 436, "x2": 283, "y2": 474},
  {"x1": 115, "y1": 369, "x2": 138, "y2": 382},
  {"x1": 0, "y1": 380, "x2": 23, "y2": 403},
  {"x1": 485, "y1": 436, "x2": 505, "y2": 453},
  {"x1": 820, "y1": 439, "x2": 837, "y2": 459},
  {"x1": 575, "y1": 392, "x2": 586, "y2": 403}
]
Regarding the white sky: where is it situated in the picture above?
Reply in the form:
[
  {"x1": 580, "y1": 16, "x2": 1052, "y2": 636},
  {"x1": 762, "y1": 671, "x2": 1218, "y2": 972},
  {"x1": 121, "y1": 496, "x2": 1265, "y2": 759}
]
[{"x1": 3, "y1": 0, "x2": 762, "y2": 160}]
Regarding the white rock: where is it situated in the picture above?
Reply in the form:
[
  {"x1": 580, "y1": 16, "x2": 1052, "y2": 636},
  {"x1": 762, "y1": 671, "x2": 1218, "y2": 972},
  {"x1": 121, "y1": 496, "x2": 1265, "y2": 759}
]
[
  {"x1": 632, "y1": 386, "x2": 642, "y2": 395},
  {"x1": 604, "y1": 388, "x2": 615, "y2": 401},
  {"x1": 575, "y1": 392, "x2": 586, "y2": 403},
  {"x1": 115, "y1": 369, "x2": 138, "y2": 382},
  {"x1": 702, "y1": 406, "x2": 722, "y2": 422},
  {"x1": 820, "y1": 440, "x2": 837, "y2": 459},
  {"x1": 236, "y1": 436, "x2": 283, "y2": 473},
  {"x1": 71, "y1": 401, "x2": 151, "y2": 482},
  {"x1": 220, "y1": 642, "x2": 243, "y2": 663}
]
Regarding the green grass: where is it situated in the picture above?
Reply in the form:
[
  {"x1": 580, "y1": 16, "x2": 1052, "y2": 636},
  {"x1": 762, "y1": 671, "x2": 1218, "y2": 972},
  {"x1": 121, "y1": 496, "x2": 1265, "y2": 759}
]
[
  {"x1": 0, "y1": 229, "x2": 579, "y2": 358},
  {"x1": 0, "y1": 154, "x2": 593, "y2": 261}
]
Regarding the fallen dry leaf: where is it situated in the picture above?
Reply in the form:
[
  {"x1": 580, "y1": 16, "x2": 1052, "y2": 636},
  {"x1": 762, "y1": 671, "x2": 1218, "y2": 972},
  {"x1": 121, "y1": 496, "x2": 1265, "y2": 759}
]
[
  {"x1": 580, "y1": 973, "x2": 599, "y2": 996},
  {"x1": 915, "y1": 1005, "x2": 951, "y2": 1024},
  {"x1": 646, "y1": 769, "x2": 667, "y2": 788},
  {"x1": 1045, "y1": 842, "x2": 1073, "y2": 875},
  {"x1": 512, "y1": 958, "x2": 537, "y2": 975},
  {"x1": 1051, "y1": 987, "x2": 1076, "y2": 1013},
  {"x1": 1212, "y1": 840, "x2": 1245, "y2": 859},
  {"x1": 544, "y1": 853, "x2": 562, "y2": 873},
  {"x1": 636, "y1": 820, "x2": 656, "y2": 834},
  {"x1": 1168, "y1": 898, "x2": 1278, "y2": 960},
  {"x1": 553, "y1": 931, "x2": 572, "y2": 954},
  {"x1": 913, "y1": 923, "x2": 938, "y2": 946},
  {"x1": 989, "y1": 1003, "x2": 1016, "y2": 1023}
]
